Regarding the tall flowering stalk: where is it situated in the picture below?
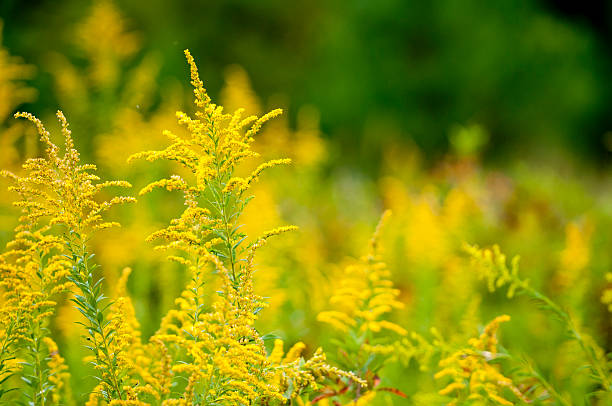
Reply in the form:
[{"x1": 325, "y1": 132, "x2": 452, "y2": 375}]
[
  {"x1": 130, "y1": 49, "x2": 364, "y2": 404},
  {"x1": 2, "y1": 110, "x2": 134, "y2": 402},
  {"x1": 317, "y1": 211, "x2": 407, "y2": 402}
]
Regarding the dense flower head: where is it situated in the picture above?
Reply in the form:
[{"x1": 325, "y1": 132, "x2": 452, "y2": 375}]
[
  {"x1": 129, "y1": 49, "x2": 288, "y2": 284},
  {"x1": 1, "y1": 110, "x2": 138, "y2": 403},
  {"x1": 0, "y1": 230, "x2": 71, "y2": 345},
  {"x1": 42, "y1": 336, "x2": 71, "y2": 403},
  {"x1": 2, "y1": 111, "x2": 134, "y2": 237}
]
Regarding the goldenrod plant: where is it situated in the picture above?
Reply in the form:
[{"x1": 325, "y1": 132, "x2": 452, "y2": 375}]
[
  {"x1": 128, "y1": 49, "x2": 365, "y2": 405},
  {"x1": 1, "y1": 110, "x2": 135, "y2": 403},
  {"x1": 317, "y1": 211, "x2": 407, "y2": 403}
]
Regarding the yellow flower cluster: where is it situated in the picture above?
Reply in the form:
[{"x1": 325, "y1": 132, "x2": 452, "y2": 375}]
[
  {"x1": 129, "y1": 49, "x2": 287, "y2": 281},
  {"x1": 318, "y1": 211, "x2": 405, "y2": 337},
  {"x1": 85, "y1": 268, "x2": 170, "y2": 405},
  {"x1": 466, "y1": 243, "x2": 612, "y2": 396},
  {"x1": 1, "y1": 5, "x2": 611, "y2": 401},
  {"x1": 0, "y1": 230, "x2": 71, "y2": 404},
  {"x1": 152, "y1": 252, "x2": 290, "y2": 404},
  {"x1": 0, "y1": 232, "x2": 68, "y2": 339},
  {"x1": 0, "y1": 109, "x2": 135, "y2": 403},
  {"x1": 435, "y1": 315, "x2": 526, "y2": 405},
  {"x1": 316, "y1": 211, "x2": 406, "y2": 402},
  {"x1": 42, "y1": 336, "x2": 71, "y2": 403},
  {"x1": 3, "y1": 111, "x2": 134, "y2": 238}
]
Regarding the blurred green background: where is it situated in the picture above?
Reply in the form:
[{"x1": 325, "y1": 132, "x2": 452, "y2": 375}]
[{"x1": 2, "y1": 0, "x2": 612, "y2": 172}]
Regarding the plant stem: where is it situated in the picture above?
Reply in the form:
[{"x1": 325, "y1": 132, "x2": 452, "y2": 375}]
[
  {"x1": 519, "y1": 281, "x2": 611, "y2": 391},
  {"x1": 67, "y1": 235, "x2": 124, "y2": 401}
]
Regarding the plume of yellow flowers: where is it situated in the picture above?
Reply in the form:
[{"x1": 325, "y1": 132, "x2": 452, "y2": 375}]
[
  {"x1": 0, "y1": 248, "x2": 31, "y2": 400},
  {"x1": 2, "y1": 110, "x2": 135, "y2": 402},
  {"x1": 317, "y1": 210, "x2": 406, "y2": 400},
  {"x1": 42, "y1": 336, "x2": 72, "y2": 404},
  {"x1": 129, "y1": 49, "x2": 287, "y2": 283},
  {"x1": 130, "y1": 49, "x2": 363, "y2": 404},
  {"x1": 318, "y1": 211, "x2": 405, "y2": 337},
  {"x1": 434, "y1": 315, "x2": 526, "y2": 405},
  {"x1": 85, "y1": 267, "x2": 170, "y2": 405},
  {"x1": 4, "y1": 111, "x2": 134, "y2": 235}
]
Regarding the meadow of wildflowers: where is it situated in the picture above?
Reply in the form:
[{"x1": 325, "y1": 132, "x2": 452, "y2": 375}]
[{"x1": 1, "y1": 1, "x2": 612, "y2": 405}]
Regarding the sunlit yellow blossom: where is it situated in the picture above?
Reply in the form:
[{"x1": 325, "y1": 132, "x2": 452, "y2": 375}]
[
  {"x1": 466, "y1": 243, "x2": 612, "y2": 395},
  {"x1": 4, "y1": 111, "x2": 134, "y2": 237},
  {"x1": 0, "y1": 229, "x2": 72, "y2": 402},
  {"x1": 2, "y1": 110, "x2": 136, "y2": 402}
]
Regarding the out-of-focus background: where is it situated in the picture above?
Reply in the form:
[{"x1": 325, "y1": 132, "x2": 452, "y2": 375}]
[
  {"x1": 3, "y1": 0, "x2": 612, "y2": 167},
  {"x1": 1, "y1": 0, "x2": 612, "y2": 404}
]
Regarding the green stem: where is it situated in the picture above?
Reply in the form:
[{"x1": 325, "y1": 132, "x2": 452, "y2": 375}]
[
  {"x1": 31, "y1": 324, "x2": 46, "y2": 406},
  {"x1": 0, "y1": 319, "x2": 18, "y2": 400},
  {"x1": 67, "y1": 236, "x2": 124, "y2": 401},
  {"x1": 219, "y1": 192, "x2": 237, "y2": 283},
  {"x1": 520, "y1": 282, "x2": 611, "y2": 391},
  {"x1": 208, "y1": 112, "x2": 239, "y2": 285},
  {"x1": 25, "y1": 249, "x2": 52, "y2": 406},
  {"x1": 522, "y1": 358, "x2": 571, "y2": 406}
]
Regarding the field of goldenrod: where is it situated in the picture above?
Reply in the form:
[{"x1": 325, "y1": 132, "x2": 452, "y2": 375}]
[{"x1": 1, "y1": 1, "x2": 611, "y2": 405}]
